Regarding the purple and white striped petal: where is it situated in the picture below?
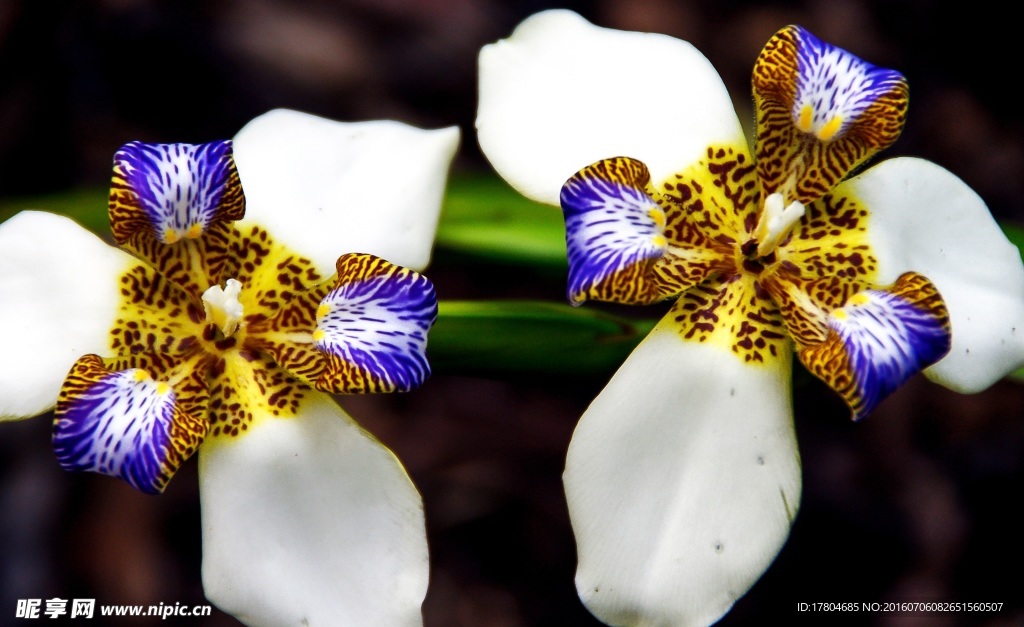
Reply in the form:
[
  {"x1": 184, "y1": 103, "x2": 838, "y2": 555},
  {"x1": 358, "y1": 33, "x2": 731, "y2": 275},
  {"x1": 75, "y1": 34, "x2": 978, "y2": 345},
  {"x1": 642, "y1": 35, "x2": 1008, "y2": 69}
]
[
  {"x1": 562, "y1": 158, "x2": 668, "y2": 306},
  {"x1": 840, "y1": 157, "x2": 1024, "y2": 392},
  {"x1": 313, "y1": 253, "x2": 437, "y2": 394},
  {"x1": 53, "y1": 355, "x2": 207, "y2": 494},
  {"x1": 109, "y1": 140, "x2": 245, "y2": 245},
  {"x1": 753, "y1": 25, "x2": 908, "y2": 203},
  {"x1": 789, "y1": 26, "x2": 906, "y2": 143},
  {"x1": 799, "y1": 272, "x2": 951, "y2": 420}
]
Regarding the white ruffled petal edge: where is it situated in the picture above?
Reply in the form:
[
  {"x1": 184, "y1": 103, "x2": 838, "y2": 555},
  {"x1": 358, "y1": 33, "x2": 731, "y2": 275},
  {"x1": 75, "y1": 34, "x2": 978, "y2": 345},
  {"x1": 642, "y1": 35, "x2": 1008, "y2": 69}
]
[
  {"x1": 199, "y1": 392, "x2": 428, "y2": 627},
  {"x1": 842, "y1": 157, "x2": 1024, "y2": 393},
  {"x1": 0, "y1": 211, "x2": 135, "y2": 420},
  {"x1": 476, "y1": 9, "x2": 746, "y2": 206},
  {"x1": 232, "y1": 108, "x2": 460, "y2": 275},
  {"x1": 564, "y1": 321, "x2": 801, "y2": 626}
]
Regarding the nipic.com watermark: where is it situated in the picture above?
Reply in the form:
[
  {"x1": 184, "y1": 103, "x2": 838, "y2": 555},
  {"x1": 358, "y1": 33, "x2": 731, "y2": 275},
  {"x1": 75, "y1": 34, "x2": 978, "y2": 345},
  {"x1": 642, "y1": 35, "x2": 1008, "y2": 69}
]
[{"x1": 15, "y1": 599, "x2": 213, "y2": 620}]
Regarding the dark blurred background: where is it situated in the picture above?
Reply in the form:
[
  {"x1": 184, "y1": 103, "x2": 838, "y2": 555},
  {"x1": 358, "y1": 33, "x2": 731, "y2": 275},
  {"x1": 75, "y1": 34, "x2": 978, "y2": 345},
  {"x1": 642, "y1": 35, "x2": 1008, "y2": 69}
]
[{"x1": 2, "y1": 0, "x2": 1023, "y2": 625}]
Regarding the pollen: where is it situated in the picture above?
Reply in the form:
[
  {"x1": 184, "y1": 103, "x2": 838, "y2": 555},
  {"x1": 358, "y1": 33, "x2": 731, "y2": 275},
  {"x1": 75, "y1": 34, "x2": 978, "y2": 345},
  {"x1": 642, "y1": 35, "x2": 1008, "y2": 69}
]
[
  {"x1": 652, "y1": 235, "x2": 667, "y2": 248},
  {"x1": 797, "y1": 104, "x2": 814, "y2": 133},
  {"x1": 817, "y1": 116, "x2": 844, "y2": 142},
  {"x1": 156, "y1": 382, "x2": 170, "y2": 395},
  {"x1": 848, "y1": 293, "x2": 871, "y2": 307},
  {"x1": 648, "y1": 207, "x2": 666, "y2": 229},
  {"x1": 164, "y1": 228, "x2": 180, "y2": 244},
  {"x1": 316, "y1": 303, "x2": 331, "y2": 320},
  {"x1": 832, "y1": 308, "x2": 848, "y2": 321},
  {"x1": 312, "y1": 329, "x2": 326, "y2": 342},
  {"x1": 186, "y1": 223, "x2": 203, "y2": 239},
  {"x1": 133, "y1": 369, "x2": 152, "y2": 382}
]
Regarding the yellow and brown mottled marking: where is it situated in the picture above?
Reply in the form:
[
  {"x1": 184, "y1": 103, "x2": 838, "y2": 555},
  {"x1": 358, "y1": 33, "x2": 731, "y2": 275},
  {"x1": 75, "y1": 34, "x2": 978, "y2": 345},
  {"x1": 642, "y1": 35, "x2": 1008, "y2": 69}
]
[
  {"x1": 206, "y1": 354, "x2": 306, "y2": 440},
  {"x1": 245, "y1": 280, "x2": 333, "y2": 387},
  {"x1": 763, "y1": 191, "x2": 879, "y2": 347},
  {"x1": 669, "y1": 273, "x2": 790, "y2": 365},
  {"x1": 111, "y1": 263, "x2": 205, "y2": 366},
  {"x1": 223, "y1": 223, "x2": 323, "y2": 322},
  {"x1": 660, "y1": 144, "x2": 760, "y2": 246},
  {"x1": 105, "y1": 224, "x2": 326, "y2": 443},
  {"x1": 640, "y1": 145, "x2": 761, "y2": 302}
]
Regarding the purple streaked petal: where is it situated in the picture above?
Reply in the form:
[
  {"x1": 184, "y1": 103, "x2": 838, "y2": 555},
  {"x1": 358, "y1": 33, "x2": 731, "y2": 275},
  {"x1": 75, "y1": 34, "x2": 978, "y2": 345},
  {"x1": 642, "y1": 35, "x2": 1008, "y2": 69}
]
[
  {"x1": 53, "y1": 355, "x2": 207, "y2": 494},
  {"x1": 753, "y1": 25, "x2": 908, "y2": 204},
  {"x1": 561, "y1": 158, "x2": 668, "y2": 306},
  {"x1": 799, "y1": 272, "x2": 951, "y2": 420},
  {"x1": 109, "y1": 140, "x2": 245, "y2": 245},
  {"x1": 314, "y1": 253, "x2": 437, "y2": 394},
  {"x1": 789, "y1": 26, "x2": 906, "y2": 142}
]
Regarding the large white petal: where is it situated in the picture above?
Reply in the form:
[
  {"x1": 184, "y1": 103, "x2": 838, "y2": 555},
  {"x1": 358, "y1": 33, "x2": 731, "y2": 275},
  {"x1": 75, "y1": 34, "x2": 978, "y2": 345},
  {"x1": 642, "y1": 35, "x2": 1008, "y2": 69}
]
[
  {"x1": 476, "y1": 9, "x2": 746, "y2": 206},
  {"x1": 564, "y1": 321, "x2": 801, "y2": 626},
  {"x1": 232, "y1": 108, "x2": 460, "y2": 274},
  {"x1": 841, "y1": 157, "x2": 1024, "y2": 392},
  {"x1": 0, "y1": 211, "x2": 136, "y2": 420},
  {"x1": 198, "y1": 392, "x2": 428, "y2": 627}
]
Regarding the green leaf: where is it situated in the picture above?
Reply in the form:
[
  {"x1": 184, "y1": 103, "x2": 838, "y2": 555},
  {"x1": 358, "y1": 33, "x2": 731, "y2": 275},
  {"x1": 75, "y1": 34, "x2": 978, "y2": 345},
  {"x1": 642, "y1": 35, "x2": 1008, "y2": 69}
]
[
  {"x1": 435, "y1": 173, "x2": 566, "y2": 267},
  {"x1": 429, "y1": 300, "x2": 654, "y2": 377},
  {"x1": 0, "y1": 174, "x2": 569, "y2": 268},
  {"x1": 1001, "y1": 223, "x2": 1024, "y2": 262},
  {"x1": 0, "y1": 189, "x2": 108, "y2": 234}
]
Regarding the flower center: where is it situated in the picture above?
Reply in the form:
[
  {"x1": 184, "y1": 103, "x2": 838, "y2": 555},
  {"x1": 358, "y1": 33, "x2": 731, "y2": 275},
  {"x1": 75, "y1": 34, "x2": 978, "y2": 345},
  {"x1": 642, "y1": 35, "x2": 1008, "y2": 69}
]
[
  {"x1": 751, "y1": 192, "x2": 805, "y2": 258},
  {"x1": 201, "y1": 278, "x2": 245, "y2": 338}
]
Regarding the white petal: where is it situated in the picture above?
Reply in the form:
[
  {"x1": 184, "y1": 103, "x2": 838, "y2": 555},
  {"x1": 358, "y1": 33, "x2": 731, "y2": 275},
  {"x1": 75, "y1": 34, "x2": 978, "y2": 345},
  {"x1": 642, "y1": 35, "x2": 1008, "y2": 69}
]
[
  {"x1": 842, "y1": 157, "x2": 1024, "y2": 392},
  {"x1": 0, "y1": 211, "x2": 136, "y2": 420},
  {"x1": 199, "y1": 392, "x2": 427, "y2": 627},
  {"x1": 476, "y1": 9, "x2": 746, "y2": 206},
  {"x1": 232, "y1": 108, "x2": 460, "y2": 273},
  {"x1": 564, "y1": 322, "x2": 801, "y2": 626}
]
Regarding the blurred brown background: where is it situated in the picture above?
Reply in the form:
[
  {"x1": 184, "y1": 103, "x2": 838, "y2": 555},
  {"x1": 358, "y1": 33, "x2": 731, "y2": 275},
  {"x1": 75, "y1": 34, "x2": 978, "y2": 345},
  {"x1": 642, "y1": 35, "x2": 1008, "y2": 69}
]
[{"x1": 2, "y1": 0, "x2": 1023, "y2": 625}]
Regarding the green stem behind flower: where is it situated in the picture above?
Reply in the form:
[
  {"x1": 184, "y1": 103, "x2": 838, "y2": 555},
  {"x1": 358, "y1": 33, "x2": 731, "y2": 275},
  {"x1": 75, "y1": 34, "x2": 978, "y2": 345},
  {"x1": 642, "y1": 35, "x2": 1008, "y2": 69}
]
[
  {"x1": 4, "y1": 176, "x2": 1024, "y2": 380},
  {"x1": 429, "y1": 300, "x2": 655, "y2": 377}
]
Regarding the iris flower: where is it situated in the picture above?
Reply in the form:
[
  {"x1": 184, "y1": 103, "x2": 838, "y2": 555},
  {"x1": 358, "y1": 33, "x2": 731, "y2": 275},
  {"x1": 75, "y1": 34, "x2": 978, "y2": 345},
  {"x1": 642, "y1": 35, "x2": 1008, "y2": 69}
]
[
  {"x1": 476, "y1": 10, "x2": 1024, "y2": 626},
  {"x1": 0, "y1": 109, "x2": 459, "y2": 626}
]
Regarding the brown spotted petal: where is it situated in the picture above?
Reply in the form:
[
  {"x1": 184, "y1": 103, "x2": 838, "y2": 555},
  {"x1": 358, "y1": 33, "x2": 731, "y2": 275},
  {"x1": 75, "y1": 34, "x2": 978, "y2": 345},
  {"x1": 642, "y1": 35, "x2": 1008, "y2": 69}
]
[
  {"x1": 561, "y1": 154, "x2": 747, "y2": 306},
  {"x1": 109, "y1": 141, "x2": 246, "y2": 299},
  {"x1": 245, "y1": 253, "x2": 437, "y2": 395},
  {"x1": 53, "y1": 354, "x2": 208, "y2": 494},
  {"x1": 797, "y1": 272, "x2": 951, "y2": 420},
  {"x1": 561, "y1": 158, "x2": 674, "y2": 305},
  {"x1": 667, "y1": 274, "x2": 790, "y2": 366},
  {"x1": 243, "y1": 280, "x2": 333, "y2": 388},
  {"x1": 313, "y1": 254, "x2": 437, "y2": 394},
  {"x1": 753, "y1": 25, "x2": 908, "y2": 204},
  {"x1": 762, "y1": 190, "x2": 879, "y2": 349}
]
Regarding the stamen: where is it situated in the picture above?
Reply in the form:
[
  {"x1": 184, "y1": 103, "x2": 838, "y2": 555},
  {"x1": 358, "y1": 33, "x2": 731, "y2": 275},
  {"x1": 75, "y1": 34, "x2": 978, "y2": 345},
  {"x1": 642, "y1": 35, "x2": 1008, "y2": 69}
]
[
  {"x1": 202, "y1": 278, "x2": 245, "y2": 337},
  {"x1": 753, "y1": 192, "x2": 805, "y2": 257}
]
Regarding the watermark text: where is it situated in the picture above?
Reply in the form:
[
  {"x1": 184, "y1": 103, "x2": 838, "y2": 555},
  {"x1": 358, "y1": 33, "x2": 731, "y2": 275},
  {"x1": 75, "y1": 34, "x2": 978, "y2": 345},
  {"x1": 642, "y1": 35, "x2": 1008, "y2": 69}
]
[{"x1": 16, "y1": 599, "x2": 212, "y2": 620}]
